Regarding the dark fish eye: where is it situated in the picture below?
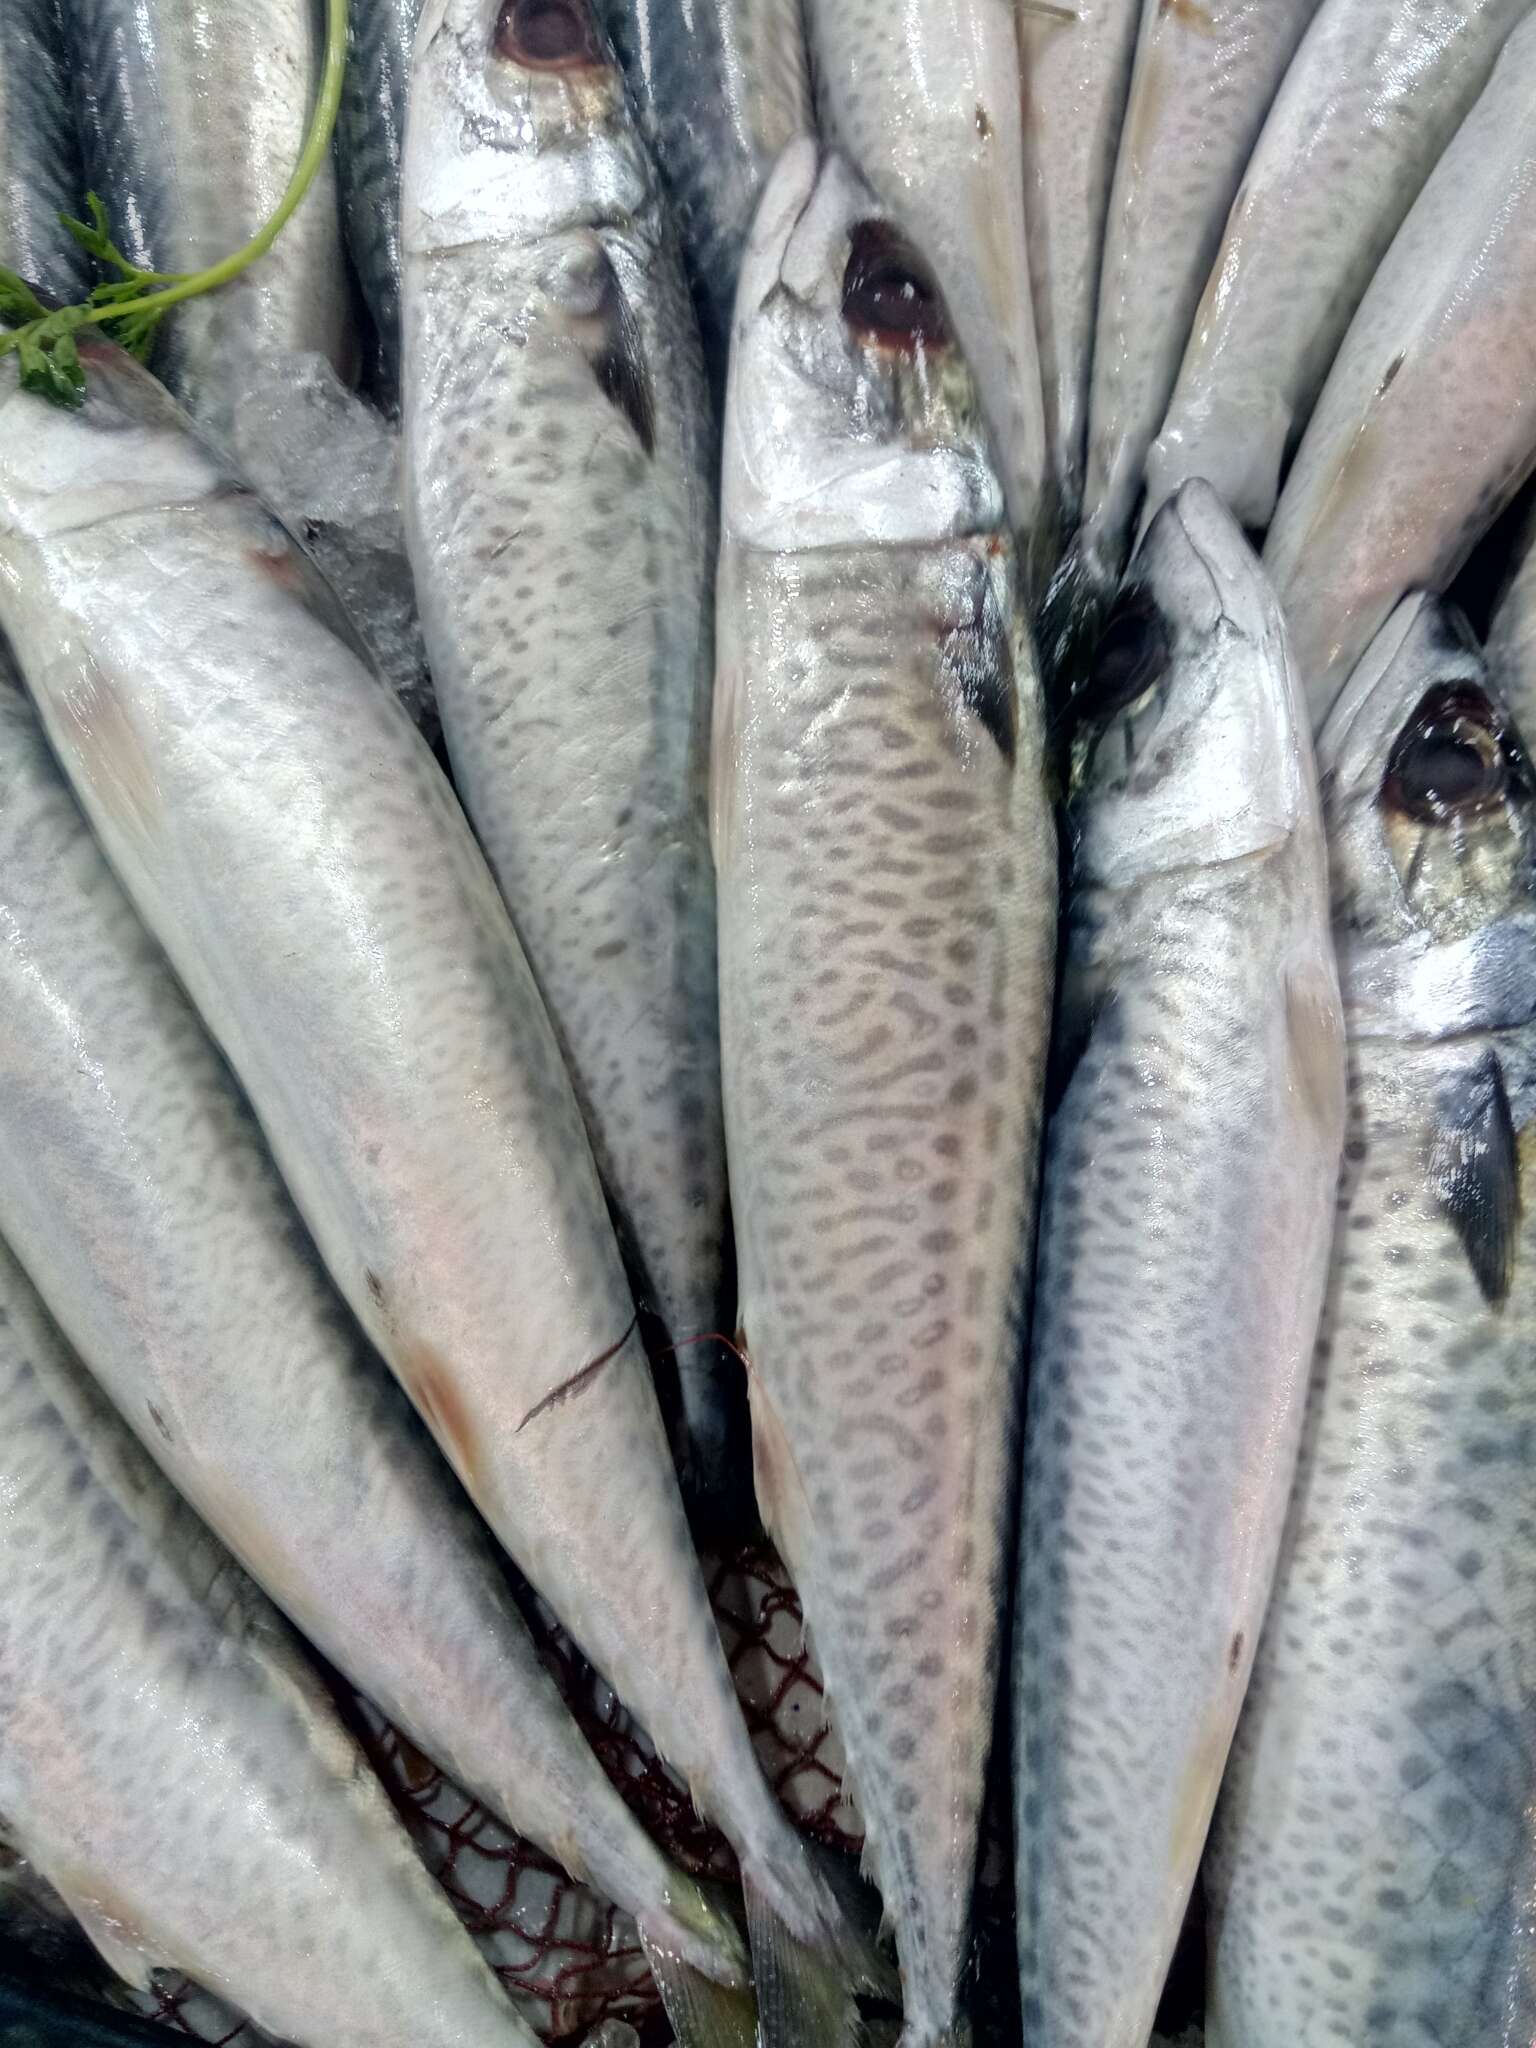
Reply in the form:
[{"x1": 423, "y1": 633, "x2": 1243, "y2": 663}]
[
  {"x1": 494, "y1": 0, "x2": 603, "y2": 68},
  {"x1": 1383, "y1": 683, "x2": 1514, "y2": 824},
  {"x1": 841, "y1": 221, "x2": 949, "y2": 352},
  {"x1": 1079, "y1": 584, "x2": 1170, "y2": 723}
]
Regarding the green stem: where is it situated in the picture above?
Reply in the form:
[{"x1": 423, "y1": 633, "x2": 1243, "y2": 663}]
[{"x1": 3, "y1": 0, "x2": 348, "y2": 349}]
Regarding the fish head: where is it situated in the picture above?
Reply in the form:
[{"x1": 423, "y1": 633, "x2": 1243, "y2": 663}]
[
  {"x1": 1318, "y1": 594, "x2": 1536, "y2": 1013},
  {"x1": 1069, "y1": 480, "x2": 1308, "y2": 890},
  {"x1": 721, "y1": 140, "x2": 1005, "y2": 553},
  {"x1": 0, "y1": 346, "x2": 225, "y2": 544},
  {"x1": 406, "y1": 0, "x2": 648, "y2": 251}
]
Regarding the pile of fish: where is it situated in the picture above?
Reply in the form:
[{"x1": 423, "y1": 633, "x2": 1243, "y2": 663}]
[{"x1": 0, "y1": 1, "x2": 1533, "y2": 2046}]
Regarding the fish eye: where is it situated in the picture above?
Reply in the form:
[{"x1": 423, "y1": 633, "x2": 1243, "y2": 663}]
[
  {"x1": 494, "y1": 0, "x2": 603, "y2": 67},
  {"x1": 1079, "y1": 584, "x2": 1171, "y2": 724},
  {"x1": 1383, "y1": 683, "x2": 1514, "y2": 824},
  {"x1": 841, "y1": 221, "x2": 949, "y2": 352}
]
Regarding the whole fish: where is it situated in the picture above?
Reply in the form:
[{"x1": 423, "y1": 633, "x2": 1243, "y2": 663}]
[
  {"x1": 61, "y1": 0, "x2": 355, "y2": 455},
  {"x1": 1206, "y1": 593, "x2": 1536, "y2": 2046},
  {"x1": 1487, "y1": 507, "x2": 1536, "y2": 735},
  {"x1": 594, "y1": 0, "x2": 812, "y2": 394},
  {"x1": 1018, "y1": 0, "x2": 1142, "y2": 535},
  {"x1": 715, "y1": 141, "x2": 1057, "y2": 2047},
  {"x1": 1013, "y1": 480, "x2": 1344, "y2": 2048},
  {"x1": 805, "y1": 0, "x2": 1052, "y2": 575},
  {"x1": 0, "y1": 344, "x2": 844, "y2": 1990},
  {"x1": 402, "y1": 0, "x2": 735, "y2": 1501},
  {"x1": 0, "y1": 643, "x2": 740, "y2": 1989},
  {"x1": 1148, "y1": 0, "x2": 1530, "y2": 533},
  {"x1": 0, "y1": 0, "x2": 89, "y2": 303},
  {"x1": 1078, "y1": 0, "x2": 1322, "y2": 594},
  {"x1": 0, "y1": 1230, "x2": 542, "y2": 2048},
  {"x1": 336, "y1": 0, "x2": 423, "y2": 411},
  {"x1": 1265, "y1": 15, "x2": 1536, "y2": 724}
]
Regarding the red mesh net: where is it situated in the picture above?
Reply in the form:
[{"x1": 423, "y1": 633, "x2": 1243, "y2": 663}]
[{"x1": 120, "y1": 1541, "x2": 861, "y2": 2047}]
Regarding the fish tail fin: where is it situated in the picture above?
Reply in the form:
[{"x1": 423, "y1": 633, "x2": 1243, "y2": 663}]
[
  {"x1": 637, "y1": 1904, "x2": 758, "y2": 2048},
  {"x1": 743, "y1": 1842, "x2": 897, "y2": 2048}
]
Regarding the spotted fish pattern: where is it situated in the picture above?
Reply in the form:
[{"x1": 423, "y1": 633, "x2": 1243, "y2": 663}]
[
  {"x1": 716, "y1": 144, "x2": 1057, "y2": 2047},
  {"x1": 0, "y1": 1231, "x2": 542, "y2": 2048},
  {"x1": 403, "y1": 0, "x2": 735, "y2": 1501},
  {"x1": 1206, "y1": 594, "x2": 1536, "y2": 2046},
  {"x1": 1014, "y1": 481, "x2": 1345, "y2": 2048}
]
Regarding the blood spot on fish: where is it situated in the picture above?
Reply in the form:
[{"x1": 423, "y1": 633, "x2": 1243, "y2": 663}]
[
  {"x1": 516, "y1": 1314, "x2": 639, "y2": 1432},
  {"x1": 364, "y1": 1268, "x2": 386, "y2": 1308},
  {"x1": 494, "y1": 0, "x2": 605, "y2": 69},
  {"x1": 974, "y1": 104, "x2": 993, "y2": 142},
  {"x1": 1228, "y1": 1631, "x2": 1244, "y2": 1673},
  {"x1": 401, "y1": 1339, "x2": 484, "y2": 1495},
  {"x1": 247, "y1": 543, "x2": 306, "y2": 593},
  {"x1": 842, "y1": 222, "x2": 950, "y2": 355},
  {"x1": 146, "y1": 1403, "x2": 172, "y2": 1446}
]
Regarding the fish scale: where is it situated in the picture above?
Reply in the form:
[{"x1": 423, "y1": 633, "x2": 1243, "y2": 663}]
[
  {"x1": 716, "y1": 143, "x2": 1057, "y2": 2047},
  {"x1": 0, "y1": 645, "x2": 739, "y2": 1986},
  {"x1": 0, "y1": 1232, "x2": 541, "y2": 2048},
  {"x1": 0, "y1": 0, "x2": 90, "y2": 303},
  {"x1": 402, "y1": 0, "x2": 734, "y2": 1500},
  {"x1": 1014, "y1": 481, "x2": 1344, "y2": 2048},
  {"x1": 1205, "y1": 593, "x2": 1536, "y2": 2045}
]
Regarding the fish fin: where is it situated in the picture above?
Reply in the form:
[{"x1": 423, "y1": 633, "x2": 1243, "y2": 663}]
[
  {"x1": 45, "y1": 1874, "x2": 171, "y2": 1995},
  {"x1": 638, "y1": 1922, "x2": 758, "y2": 2048},
  {"x1": 938, "y1": 556, "x2": 1017, "y2": 765},
  {"x1": 1283, "y1": 962, "x2": 1344, "y2": 1135},
  {"x1": 573, "y1": 252, "x2": 656, "y2": 457},
  {"x1": 709, "y1": 651, "x2": 743, "y2": 876},
  {"x1": 1431, "y1": 1051, "x2": 1522, "y2": 1308},
  {"x1": 743, "y1": 1875, "x2": 863, "y2": 2048},
  {"x1": 744, "y1": 1337, "x2": 815, "y2": 1591}
]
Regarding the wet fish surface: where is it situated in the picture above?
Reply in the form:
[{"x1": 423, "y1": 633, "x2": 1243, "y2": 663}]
[
  {"x1": 1148, "y1": 0, "x2": 1531, "y2": 533},
  {"x1": 0, "y1": 343, "x2": 836, "y2": 1976},
  {"x1": 61, "y1": 0, "x2": 355, "y2": 456},
  {"x1": 0, "y1": 0, "x2": 90, "y2": 302},
  {"x1": 337, "y1": 0, "x2": 423, "y2": 411},
  {"x1": 1487, "y1": 506, "x2": 1536, "y2": 737},
  {"x1": 1265, "y1": 14, "x2": 1536, "y2": 724},
  {"x1": 0, "y1": 1231, "x2": 543, "y2": 2048},
  {"x1": 0, "y1": 644, "x2": 739, "y2": 1986},
  {"x1": 806, "y1": 0, "x2": 1051, "y2": 574},
  {"x1": 1206, "y1": 594, "x2": 1536, "y2": 2046},
  {"x1": 1018, "y1": 0, "x2": 1142, "y2": 535},
  {"x1": 1014, "y1": 481, "x2": 1344, "y2": 2048},
  {"x1": 1079, "y1": 0, "x2": 1322, "y2": 592},
  {"x1": 715, "y1": 142, "x2": 1057, "y2": 2047},
  {"x1": 403, "y1": 0, "x2": 734, "y2": 1499},
  {"x1": 595, "y1": 0, "x2": 812, "y2": 395}
]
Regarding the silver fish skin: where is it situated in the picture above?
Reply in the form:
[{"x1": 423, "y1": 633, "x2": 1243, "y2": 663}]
[
  {"x1": 1148, "y1": 0, "x2": 1531, "y2": 535},
  {"x1": 0, "y1": 645, "x2": 739, "y2": 1986},
  {"x1": 0, "y1": 344, "x2": 827, "y2": 1957},
  {"x1": 1265, "y1": 14, "x2": 1536, "y2": 726},
  {"x1": 594, "y1": 0, "x2": 812, "y2": 391},
  {"x1": 1206, "y1": 593, "x2": 1536, "y2": 2047},
  {"x1": 1487, "y1": 507, "x2": 1536, "y2": 737},
  {"x1": 1013, "y1": 480, "x2": 1344, "y2": 2048},
  {"x1": 337, "y1": 0, "x2": 423, "y2": 411},
  {"x1": 402, "y1": 0, "x2": 733, "y2": 1497},
  {"x1": 1079, "y1": 0, "x2": 1321, "y2": 592},
  {"x1": 1018, "y1": 0, "x2": 1142, "y2": 535},
  {"x1": 716, "y1": 141, "x2": 1057, "y2": 2048},
  {"x1": 0, "y1": 0, "x2": 90, "y2": 303},
  {"x1": 0, "y1": 1231, "x2": 541, "y2": 2048},
  {"x1": 61, "y1": 0, "x2": 355, "y2": 453},
  {"x1": 805, "y1": 0, "x2": 1052, "y2": 575}
]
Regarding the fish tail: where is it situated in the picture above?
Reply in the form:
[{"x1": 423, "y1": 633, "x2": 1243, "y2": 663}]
[
  {"x1": 742, "y1": 1841, "x2": 897, "y2": 2048},
  {"x1": 637, "y1": 1920, "x2": 759, "y2": 2048}
]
